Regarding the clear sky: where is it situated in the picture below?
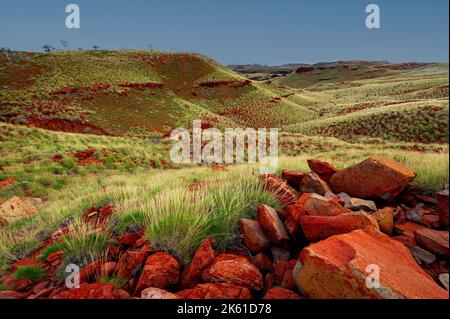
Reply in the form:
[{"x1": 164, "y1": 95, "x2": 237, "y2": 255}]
[{"x1": 0, "y1": 0, "x2": 448, "y2": 65}]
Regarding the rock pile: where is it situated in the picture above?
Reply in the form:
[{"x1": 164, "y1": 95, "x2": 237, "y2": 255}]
[{"x1": 0, "y1": 157, "x2": 448, "y2": 299}]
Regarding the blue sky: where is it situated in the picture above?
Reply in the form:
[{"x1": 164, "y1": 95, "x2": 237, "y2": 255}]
[{"x1": 0, "y1": 0, "x2": 448, "y2": 65}]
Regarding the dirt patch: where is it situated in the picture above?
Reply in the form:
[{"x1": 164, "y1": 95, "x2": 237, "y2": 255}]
[
  {"x1": 198, "y1": 79, "x2": 251, "y2": 88},
  {"x1": 29, "y1": 118, "x2": 110, "y2": 135},
  {"x1": 0, "y1": 60, "x2": 47, "y2": 90}
]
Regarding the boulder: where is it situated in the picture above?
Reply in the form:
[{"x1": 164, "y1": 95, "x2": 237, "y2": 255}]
[
  {"x1": 177, "y1": 283, "x2": 252, "y2": 299},
  {"x1": 293, "y1": 227, "x2": 448, "y2": 299},
  {"x1": 135, "y1": 252, "x2": 180, "y2": 294},
  {"x1": 0, "y1": 196, "x2": 37, "y2": 226},
  {"x1": 180, "y1": 238, "x2": 216, "y2": 289},
  {"x1": 238, "y1": 218, "x2": 270, "y2": 254},
  {"x1": 307, "y1": 159, "x2": 339, "y2": 183},
  {"x1": 300, "y1": 173, "x2": 331, "y2": 196},
  {"x1": 251, "y1": 253, "x2": 274, "y2": 273},
  {"x1": 414, "y1": 229, "x2": 449, "y2": 259},
  {"x1": 202, "y1": 254, "x2": 263, "y2": 290},
  {"x1": 263, "y1": 288, "x2": 302, "y2": 299},
  {"x1": 299, "y1": 212, "x2": 376, "y2": 242},
  {"x1": 436, "y1": 190, "x2": 449, "y2": 226},
  {"x1": 116, "y1": 251, "x2": 148, "y2": 280},
  {"x1": 51, "y1": 283, "x2": 115, "y2": 299},
  {"x1": 257, "y1": 204, "x2": 290, "y2": 247},
  {"x1": 330, "y1": 157, "x2": 416, "y2": 201},
  {"x1": 371, "y1": 207, "x2": 394, "y2": 236},
  {"x1": 141, "y1": 288, "x2": 179, "y2": 299},
  {"x1": 281, "y1": 170, "x2": 307, "y2": 189}
]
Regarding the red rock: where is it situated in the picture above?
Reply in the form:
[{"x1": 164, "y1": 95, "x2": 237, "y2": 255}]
[
  {"x1": 394, "y1": 220, "x2": 427, "y2": 236},
  {"x1": 414, "y1": 228, "x2": 449, "y2": 259},
  {"x1": 261, "y1": 174, "x2": 299, "y2": 206},
  {"x1": 28, "y1": 287, "x2": 54, "y2": 299},
  {"x1": 46, "y1": 250, "x2": 64, "y2": 263},
  {"x1": 281, "y1": 170, "x2": 307, "y2": 189},
  {"x1": 263, "y1": 288, "x2": 302, "y2": 299},
  {"x1": 141, "y1": 288, "x2": 179, "y2": 299},
  {"x1": 252, "y1": 253, "x2": 273, "y2": 273},
  {"x1": 177, "y1": 283, "x2": 252, "y2": 299},
  {"x1": 274, "y1": 260, "x2": 297, "y2": 290},
  {"x1": 118, "y1": 233, "x2": 141, "y2": 246},
  {"x1": 79, "y1": 260, "x2": 102, "y2": 283},
  {"x1": 135, "y1": 252, "x2": 180, "y2": 294},
  {"x1": 180, "y1": 238, "x2": 216, "y2": 289},
  {"x1": 285, "y1": 201, "x2": 306, "y2": 240},
  {"x1": 330, "y1": 157, "x2": 416, "y2": 201},
  {"x1": 257, "y1": 204, "x2": 290, "y2": 247},
  {"x1": 300, "y1": 212, "x2": 375, "y2": 242},
  {"x1": 293, "y1": 227, "x2": 448, "y2": 299},
  {"x1": 11, "y1": 258, "x2": 43, "y2": 272},
  {"x1": 32, "y1": 281, "x2": 50, "y2": 294},
  {"x1": 436, "y1": 190, "x2": 449, "y2": 225},
  {"x1": 202, "y1": 254, "x2": 263, "y2": 290},
  {"x1": 265, "y1": 273, "x2": 276, "y2": 289},
  {"x1": 51, "y1": 283, "x2": 115, "y2": 299},
  {"x1": 11, "y1": 278, "x2": 32, "y2": 291},
  {"x1": 113, "y1": 289, "x2": 131, "y2": 299},
  {"x1": 0, "y1": 177, "x2": 17, "y2": 189},
  {"x1": 307, "y1": 159, "x2": 339, "y2": 183},
  {"x1": 0, "y1": 291, "x2": 28, "y2": 299},
  {"x1": 300, "y1": 173, "x2": 331, "y2": 196},
  {"x1": 299, "y1": 193, "x2": 351, "y2": 217},
  {"x1": 116, "y1": 251, "x2": 148, "y2": 280},
  {"x1": 238, "y1": 218, "x2": 270, "y2": 254}
]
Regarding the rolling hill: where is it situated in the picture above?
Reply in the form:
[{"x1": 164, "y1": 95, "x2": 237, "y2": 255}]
[{"x1": 0, "y1": 50, "x2": 315, "y2": 136}]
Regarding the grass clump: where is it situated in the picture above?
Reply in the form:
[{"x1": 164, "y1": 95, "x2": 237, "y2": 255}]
[
  {"x1": 98, "y1": 275, "x2": 127, "y2": 289},
  {"x1": 13, "y1": 265, "x2": 46, "y2": 282}
]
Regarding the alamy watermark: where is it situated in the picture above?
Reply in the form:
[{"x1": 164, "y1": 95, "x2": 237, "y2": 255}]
[
  {"x1": 65, "y1": 4, "x2": 80, "y2": 29},
  {"x1": 170, "y1": 120, "x2": 279, "y2": 174},
  {"x1": 366, "y1": 4, "x2": 381, "y2": 29}
]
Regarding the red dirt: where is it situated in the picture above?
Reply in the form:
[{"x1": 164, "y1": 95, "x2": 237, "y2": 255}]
[{"x1": 29, "y1": 118, "x2": 110, "y2": 136}]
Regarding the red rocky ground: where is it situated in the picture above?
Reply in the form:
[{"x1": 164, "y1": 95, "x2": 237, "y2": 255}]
[{"x1": 0, "y1": 157, "x2": 448, "y2": 299}]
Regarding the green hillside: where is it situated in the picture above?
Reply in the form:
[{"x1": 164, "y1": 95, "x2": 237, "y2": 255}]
[{"x1": 0, "y1": 50, "x2": 314, "y2": 136}]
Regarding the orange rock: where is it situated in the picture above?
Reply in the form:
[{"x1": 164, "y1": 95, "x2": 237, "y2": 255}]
[
  {"x1": 135, "y1": 252, "x2": 180, "y2": 294},
  {"x1": 371, "y1": 207, "x2": 394, "y2": 236},
  {"x1": 263, "y1": 288, "x2": 302, "y2": 299},
  {"x1": 257, "y1": 204, "x2": 290, "y2": 247},
  {"x1": 293, "y1": 227, "x2": 448, "y2": 299},
  {"x1": 202, "y1": 254, "x2": 263, "y2": 290},
  {"x1": 239, "y1": 218, "x2": 270, "y2": 254},
  {"x1": 180, "y1": 238, "x2": 216, "y2": 289},
  {"x1": 330, "y1": 157, "x2": 416, "y2": 201},
  {"x1": 307, "y1": 159, "x2": 339, "y2": 184},
  {"x1": 177, "y1": 283, "x2": 252, "y2": 299},
  {"x1": 414, "y1": 228, "x2": 449, "y2": 259},
  {"x1": 0, "y1": 177, "x2": 17, "y2": 189},
  {"x1": 300, "y1": 212, "x2": 376, "y2": 242},
  {"x1": 141, "y1": 288, "x2": 179, "y2": 299}
]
